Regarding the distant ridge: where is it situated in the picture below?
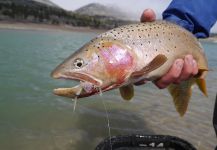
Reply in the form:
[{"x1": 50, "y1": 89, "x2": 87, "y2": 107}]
[
  {"x1": 0, "y1": 0, "x2": 135, "y2": 29},
  {"x1": 33, "y1": 0, "x2": 60, "y2": 8},
  {"x1": 75, "y1": 3, "x2": 134, "y2": 20}
]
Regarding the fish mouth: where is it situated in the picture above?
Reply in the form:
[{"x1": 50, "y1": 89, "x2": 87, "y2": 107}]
[{"x1": 52, "y1": 72, "x2": 103, "y2": 99}]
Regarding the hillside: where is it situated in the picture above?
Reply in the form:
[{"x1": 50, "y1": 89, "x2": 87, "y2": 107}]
[
  {"x1": 0, "y1": 0, "x2": 134, "y2": 29},
  {"x1": 75, "y1": 3, "x2": 131, "y2": 20},
  {"x1": 33, "y1": 0, "x2": 60, "y2": 8}
]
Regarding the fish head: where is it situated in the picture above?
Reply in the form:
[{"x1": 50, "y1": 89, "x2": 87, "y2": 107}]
[{"x1": 51, "y1": 37, "x2": 136, "y2": 99}]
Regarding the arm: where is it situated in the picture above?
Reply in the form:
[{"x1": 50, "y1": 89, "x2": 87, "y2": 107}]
[{"x1": 163, "y1": 0, "x2": 217, "y2": 38}]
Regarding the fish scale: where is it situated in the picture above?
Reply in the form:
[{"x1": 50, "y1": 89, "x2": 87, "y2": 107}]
[{"x1": 51, "y1": 20, "x2": 208, "y2": 116}]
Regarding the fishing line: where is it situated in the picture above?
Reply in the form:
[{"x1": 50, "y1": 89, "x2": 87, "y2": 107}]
[
  {"x1": 73, "y1": 84, "x2": 83, "y2": 112},
  {"x1": 72, "y1": 98, "x2": 77, "y2": 112},
  {"x1": 99, "y1": 88, "x2": 112, "y2": 150}
]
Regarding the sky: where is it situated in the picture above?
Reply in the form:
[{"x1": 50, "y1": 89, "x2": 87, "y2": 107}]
[{"x1": 50, "y1": 0, "x2": 217, "y2": 33}]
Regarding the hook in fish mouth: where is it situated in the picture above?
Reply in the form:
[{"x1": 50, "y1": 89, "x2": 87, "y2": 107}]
[{"x1": 52, "y1": 72, "x2": 102, "y2": 99}]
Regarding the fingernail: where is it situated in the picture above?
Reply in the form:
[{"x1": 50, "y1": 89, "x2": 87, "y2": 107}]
[
  {"x1": 175, "y1": 60, "x2": 183, "y2": 69},
  {"x1": 192, "y1": 60, "x2": 196, "y2": 67},
  {"x1": 144, "y1": 8, "x2": 152, "y2": 13},
  {"x1": 185, "y1": 55, "x2": 193, "y2": 65}
]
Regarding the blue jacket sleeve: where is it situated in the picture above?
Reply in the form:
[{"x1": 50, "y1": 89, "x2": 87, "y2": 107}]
[{"x1": 163, "y1": 0, "x2": 217, "y2": 38}]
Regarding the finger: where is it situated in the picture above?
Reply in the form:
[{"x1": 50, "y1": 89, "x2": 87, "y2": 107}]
[
  {"x1": 192, "y1": 59, "x2": 198, "y2": 75},
  {"x1": 134, "y1": 80, "x2": 147, "y2": 86},
  {"x1": 178, "y1": 55, "x2": 194, "y2": 81},
  {"x1": 154, "y1": 59, "x2": 184, "y2": 89},
  {"x1": 140, "y1": 8, "x2": 156, "y2": 22}
]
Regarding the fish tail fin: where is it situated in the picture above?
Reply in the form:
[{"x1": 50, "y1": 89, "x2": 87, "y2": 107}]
[
  {"x1": 168, "y1": 78, "x2": 195, "y2": 117},
  {"x1": 195, "y1": 78, "x2": 208, "y2": 97},
  {"x1": 194, "y1": 68, "x2": 208, "y2": 97},
  {"x1": 168, "y1": 74, "x2": 208, "y2": 117}
]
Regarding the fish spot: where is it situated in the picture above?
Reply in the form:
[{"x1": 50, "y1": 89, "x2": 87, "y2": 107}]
[
  {"x1": 159, "y1": 40, "x2": 162, "y2": 43},
  {"x1": 155, "y1": 49, "x2": 158, "y2": 51},
  {"x1": 167, "y1": 50, "x2": 170, "y2": 52},
  {"x1": 156, "y1": 34, "x2": 158, "y2": 36},
  {"x1": 174, "y1": 46, "x2": 177, "y2": 48},
  {"x1": 147, "y1": 34, "x2": 150, "y2": 37},
  {"x1": 148, "y1": 41, "x2": 151, "y2": 44}
]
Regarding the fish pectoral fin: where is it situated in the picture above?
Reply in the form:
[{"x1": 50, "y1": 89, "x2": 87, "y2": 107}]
[
  {"x1": 131, "y1": 54, "x2": 168, "y2": 78},
  {"x1": 167, "y1": 78, "x2": 195, "y2": 117},
  {"x1": 119, "y1": 84, "x2": 134, "y2": 101}
]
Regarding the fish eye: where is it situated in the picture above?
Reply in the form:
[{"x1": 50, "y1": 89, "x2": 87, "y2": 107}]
[{"x1": 73, "y1": 58, "x2": 84, "y2": 69}]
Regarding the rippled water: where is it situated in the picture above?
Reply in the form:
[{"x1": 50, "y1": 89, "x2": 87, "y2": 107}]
[{"x1": 0, "y1": 29, "x2": 216, "y2": 150}]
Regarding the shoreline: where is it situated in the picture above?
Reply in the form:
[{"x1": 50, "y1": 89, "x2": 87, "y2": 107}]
[
  {"x1": 0, "y1": 22, "x2": 106, "y2": 33},
  {"x1": 0, "y1": 22, "x2": 217, "y2": 43}
]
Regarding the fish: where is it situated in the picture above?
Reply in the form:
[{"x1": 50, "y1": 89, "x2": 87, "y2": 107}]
[{"x1": 51, "y1": 21, "x2": 208, "y2": 116}]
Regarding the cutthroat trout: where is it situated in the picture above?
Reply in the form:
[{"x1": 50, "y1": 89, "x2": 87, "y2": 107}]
[{"x1": 51, "y1": 21, "x2": 208, "y2": 116}]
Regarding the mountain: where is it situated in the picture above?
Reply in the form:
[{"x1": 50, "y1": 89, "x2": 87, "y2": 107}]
[
  {"x1": 0, "y1": 0, "x2": 134, "y2": 29},
  {"x1": 75, "y1": 3, "x2": 135, "y2": 20},
  {"x1": 32, "y1": 0, "x2": 60, "y2": 8}
]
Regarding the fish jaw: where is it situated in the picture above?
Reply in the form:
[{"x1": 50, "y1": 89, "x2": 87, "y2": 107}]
[{"x1": 52, "y1": 72, "x2": 104, "y2": 98}]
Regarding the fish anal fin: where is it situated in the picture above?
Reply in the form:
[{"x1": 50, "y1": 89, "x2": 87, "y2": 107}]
[
  {"x1": 119, "y1": 84, "x2": 134, "y2": 101},
  {"x1": 168, "y1": 79, "x2": 195, "y2": 117},
  {"x1": 131, "y1": 54, "x2": 168, "y2": 78}
]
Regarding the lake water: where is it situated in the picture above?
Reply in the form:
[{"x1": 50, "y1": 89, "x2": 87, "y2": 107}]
[{"x1": 0, "y1": 29, "x2": 217, "y2": 150}]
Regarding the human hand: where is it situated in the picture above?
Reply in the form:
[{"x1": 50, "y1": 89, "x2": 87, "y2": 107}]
[{"x1": 134, "y1": 9, "x2": 198, "y2": 89}]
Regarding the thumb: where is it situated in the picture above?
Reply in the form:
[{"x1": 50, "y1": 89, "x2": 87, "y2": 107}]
[{"x1": 140, "y1": 8, "x2": 156, "y2": 22}]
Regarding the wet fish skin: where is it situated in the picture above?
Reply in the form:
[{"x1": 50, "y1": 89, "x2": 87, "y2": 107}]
[{"x1": 51, "y1": 21, "x2": 208, "y2": 116}]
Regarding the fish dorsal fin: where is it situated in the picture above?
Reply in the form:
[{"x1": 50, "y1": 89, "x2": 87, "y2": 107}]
[
  {"x1": 119, "y1": 84, "x2": 134, "y2": 101},
  {"x1": 131, "y1": 54, "x2": 168, "y2": 78},
  {"x1": 168, "y1": 78, "x2": 195, "y2": 117}
]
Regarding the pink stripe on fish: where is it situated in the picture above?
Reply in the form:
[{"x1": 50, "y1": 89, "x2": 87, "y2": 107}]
[{"x1": 100, "y1": 44, "x2": 134, "y2": 83}]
